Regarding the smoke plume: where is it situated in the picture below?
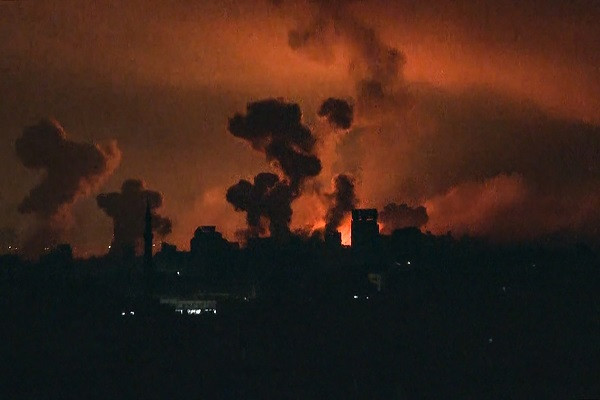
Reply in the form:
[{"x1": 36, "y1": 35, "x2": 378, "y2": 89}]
[
  {"x1": 97, "y1": 179, "x2": 172, "y2": 253},
  {"x1": 226, "y1": 99, "x2": 325, "y2": 238},
  {"x1": 318, "y1": 97, "x2": 354, "y2": 129},
  {"x1": 15, "y1": 119, "x2": 120, "y2": 254},
  {"x1": 228, "y1": 98, "x2": 321, "y2": 189},
  {"x1": 379, "y1": 202, "x2": 428, "y2": 234},
  {"x1": 325, "y1": 174, "x2": 357, "y2": 233},
  {"x1": 226, "y1": 172, "x2": 294, "y2": 239}
]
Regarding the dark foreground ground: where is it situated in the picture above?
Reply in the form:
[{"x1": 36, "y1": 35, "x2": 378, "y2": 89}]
[{"x1": 1, "y1": 258, "x2": 599, "y2": 399}]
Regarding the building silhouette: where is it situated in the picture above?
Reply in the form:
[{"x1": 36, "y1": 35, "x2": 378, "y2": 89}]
[
  {"x1": 325, "y1": 230, "x2": 342, "y2": 248},
  {"x1": 190, "y1": 226, "x2": 231, "y2": 258},
  {"x1": 351, "y1": 209, "x2": 379, "y2": 252},
  {"x1": 143, "y1": 200, "x2": 154, "y2": 281}
]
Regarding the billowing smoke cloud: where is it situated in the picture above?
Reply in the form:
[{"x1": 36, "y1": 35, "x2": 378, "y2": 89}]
[
  {"x1": 228, "y1": 99, "x2": 321, "y2": 189},
  {"x1": 226, "y1": 172, "x2": 294, "y2": 238},
  {"x1": 325, "y1": 174, "x2": 357, "y2": 233},
  {"x1": 15, "y1": 119, "x2": 120, "y2": 254},
  {"x1": 424, "y1": 173, "x2": 600, "y2": 242},
  {"x1": 318, "y1": 97, "x2": 354, "y2": 129},
  {"x1": 282, "y1": 0, "x2": 410, "y2": 115},
  {"x1": 226, "y1": 99, "x2": 324, "y2": 238},
  {"x1": 278, "y1": 2, "x2": 600, "y2": 244},
  {"x1": 379, "y1": 202, "x2": 428, "y2": 234},
  {"x1": 97, "y1": 179, "x2": 172, "y2": 253}
]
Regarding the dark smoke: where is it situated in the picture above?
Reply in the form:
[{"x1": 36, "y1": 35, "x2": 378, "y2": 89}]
[
  {"x1": 379, "y1": 202, "x2": 428, "y2": 234},
  {"x1": 228, "y1": 98, "x2": 321, "y2": 189},
  {"x1": 226, "y1": 99, "x2": 324, "y2": 238},
  {"x1": 15, "y1": 119, "x2": 120, "y2": 254},
  {"x1": 16, "y1": 119, "x2": 120, "y2": 217},
  {"x1": 97, "y1": 179, "x2": 172, "y2": 254},
  {"x1": 226, "y1": 173, "x2": 294, "y2": 239},
  {"x1": 318, "y1": 97, "x2": 354, "y2": 129},
  {"x1": 325, "y1": 174, "x2": 358, "y2": 233}
]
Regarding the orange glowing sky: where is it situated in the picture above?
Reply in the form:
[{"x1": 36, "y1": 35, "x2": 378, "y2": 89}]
[{"x1": 2, "y1": 0, "x2": 600, "y2": 255}]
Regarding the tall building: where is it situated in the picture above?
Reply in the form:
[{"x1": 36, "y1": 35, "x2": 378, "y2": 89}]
[
  {"x1": 351, "y1": 209, "x2": 379, "y2": 251},
  {"x1": 143, "y1": 200, "x2": 153, "y2": 277},
  {"x1": 189, "y1": 226, "x2": 237, "y2": 281}
]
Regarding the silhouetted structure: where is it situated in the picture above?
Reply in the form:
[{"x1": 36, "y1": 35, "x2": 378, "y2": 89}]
[
  {"x1": 153, "y1": 242, "x2": 186, "y2": 274},
  {"x1": 160, "y1": 242, "x2": 177, "y2": 256},
  {"x1": 325, "y1": 230, "x2": 342, "y2": 248},
  {"x1": 40, "y1": 244, "x2": 73, "y2": 267},
  {"x1": 189, "y1": 226, "x2": 238, "y2": 283},
  {"x1": 143, "y1": 200, "x2": 154, "y2": 283},
  {"x1": 190, "y1": 226, "x2": 231, "y2": 257},
  {"x1": 2, "y1": 214, "x2": 600, "y2": 399},
  {"x1": 351, "y1": 209, "x2": 379, "y2": 251}
]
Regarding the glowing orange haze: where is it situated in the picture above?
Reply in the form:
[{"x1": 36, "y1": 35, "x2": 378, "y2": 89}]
[
  {"x1": 3, "y1": 1, "x2": 600, "y2": 254},
  {"x1": 170, "y1": 3, "x2": 600, "y2": 250},
  {"x1": 128, "y1": 1, "x2": 600, "y2": 252}
]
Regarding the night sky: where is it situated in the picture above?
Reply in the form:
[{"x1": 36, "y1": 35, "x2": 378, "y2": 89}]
[{"x1": 2, "y1": 0, "x2": 600, "y2": 257}]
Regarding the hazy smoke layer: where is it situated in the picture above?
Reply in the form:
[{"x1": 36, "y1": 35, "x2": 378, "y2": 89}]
[
  {"x1": 283, "y1": 0, "x2": 410, "y2": 115},
  {"x1": 15, "y1": 119, "x2": 120, "y2": 255},
  {"x1": 97, "y1": 179, "x2": 172, "y2": 253},
  {"x1": 373, "y1": 87, "x2": 600, "y2": 241},
  {"x1": 318, "y1": 97, "x2": 353, "y2": 129},
  {"x1": 379, "y1": 202, "x2": 428, "y2": 234},
  {"x1": 325, "y1": 174, "x2": 357, "y2": 233}
]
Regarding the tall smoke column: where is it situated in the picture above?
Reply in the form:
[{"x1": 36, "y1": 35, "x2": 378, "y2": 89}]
[
  {"x1": 317, "y1": 98, "x2": 357, "y2": 234},
  {"x1": 226, "y1": 99, "x2": 322, "y2": 238},
  {"x1": 15, "y1": 119, "x2": 121, "y2": 255},
  {"x1": 379, "y1": 202, "x2": 428, "y2": 234},
  {"x1": 97, "y1": 179, "x2": 172, "y2": 254},
  {"x1": 325, "y1": 174, "x2": 358, "y2": 233},
  {"x1": 284, "y1": 0, "x2": 410, "y2": 114}
]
